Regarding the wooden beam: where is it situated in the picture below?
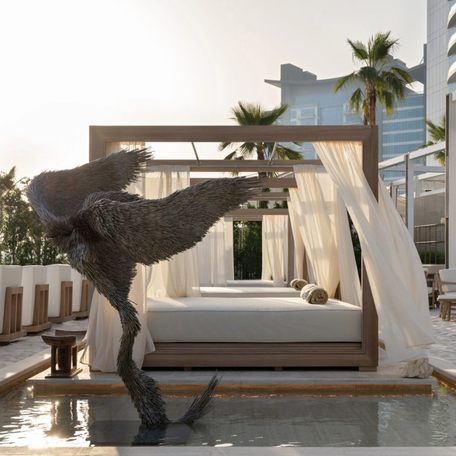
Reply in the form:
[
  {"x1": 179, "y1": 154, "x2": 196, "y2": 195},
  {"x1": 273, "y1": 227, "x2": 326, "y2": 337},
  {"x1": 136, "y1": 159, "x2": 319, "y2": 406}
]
[
  {"x1": 252, "y1": 192, "x2": 289, "y2": 201},
  {"x1": 146, "y1": 159, "x2": 321, "y2": 173},
  {"x1": 190, "y1": 177, "x2": 297, "y2": 188},
  {"x1": 89, "y1": 125, "x2": 372, "y2": 161}
]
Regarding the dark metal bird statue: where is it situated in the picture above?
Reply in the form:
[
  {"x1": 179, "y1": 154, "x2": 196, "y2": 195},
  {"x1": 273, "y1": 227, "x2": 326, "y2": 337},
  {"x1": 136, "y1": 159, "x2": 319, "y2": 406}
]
[{"x1": 27, "y1": 149, "x2": 262, "y2": 429}]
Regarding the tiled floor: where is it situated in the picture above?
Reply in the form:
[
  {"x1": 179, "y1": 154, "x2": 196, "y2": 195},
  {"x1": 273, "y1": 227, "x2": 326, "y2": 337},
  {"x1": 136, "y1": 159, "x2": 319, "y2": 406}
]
[
  {"x1": 0, "y1": 319, "x2": 88, "y2": 371},
  {"x1": 0, "y1": 308, "x2": 455, "y2": 385},
  {"x1": 428, "y1": 308, "x2": 456, "y2": 364}
]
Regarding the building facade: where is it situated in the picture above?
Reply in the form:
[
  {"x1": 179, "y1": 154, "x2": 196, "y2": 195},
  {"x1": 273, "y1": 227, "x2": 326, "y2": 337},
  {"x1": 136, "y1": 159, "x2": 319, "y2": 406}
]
[
  {"x1": 427, "y1": 0, "x2": 456, "y2": 126},
  {"x1": 265, "y1": 63, "x2": 426, "y2": 169}
]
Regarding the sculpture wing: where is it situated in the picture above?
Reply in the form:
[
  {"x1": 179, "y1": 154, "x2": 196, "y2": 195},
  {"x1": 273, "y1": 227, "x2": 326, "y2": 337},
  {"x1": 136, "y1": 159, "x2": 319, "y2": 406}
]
[
  {"x1": 80, "y1": 177, "x2": 262, "y2": 265},
  {"x1": 27, "y1": 149, "x2": 151, "y2": 220}
]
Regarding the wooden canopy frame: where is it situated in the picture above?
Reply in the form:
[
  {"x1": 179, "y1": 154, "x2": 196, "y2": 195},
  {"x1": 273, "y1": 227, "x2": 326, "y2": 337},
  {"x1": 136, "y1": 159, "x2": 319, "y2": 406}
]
[{"x1": 90, "y1": 125, "x2": 379, "y2": 370}]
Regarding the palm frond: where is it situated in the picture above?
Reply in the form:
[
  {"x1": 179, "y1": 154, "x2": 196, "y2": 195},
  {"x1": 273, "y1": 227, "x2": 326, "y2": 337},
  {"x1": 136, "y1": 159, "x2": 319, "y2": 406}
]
[
  {"x1": 334, "y1": 72, "x2": 359, "y2": 92},
  {"x1": 369, "y1": 31, "x2": 398, "y2": 64},
  {"x1": 219, "y1": 141, "x2": 233, "y2": 152},
  {"x1": 390, "y1": 66, "x2": 414, "y2": 84},
  {"x1": 224, "y1": 150, "x2": 239, "y2": 160},
  {"x1": 348, "y1": 88, "x2": 364, "y2": 114},
  {"x1": 238, "y1": 142, "x2": 257, "y2": 158},
  {"x1": 260, "y1": 104, "x2": 288, "y2": 125},
  {"x1": 347, "y1": 39, "x2": 369, "y2": 62},
  {"x1": 381, "y1": 71, "x2": 407, "y2": 99},
  {"x1": 274, "y1": 147, "x2": 302, "y2": 160},
  {"x1": 378, "y1": 90, "x2": 395, "y2": 115},
  {"x1": 358, "y1": 66, "x2": 380, "y2": 85},
  {"x1": 425, "y1": 117, "x2": 446, "y2": 143},
  {"x1": 435, "y1": 150, "x2": 446, "y2": 165}
]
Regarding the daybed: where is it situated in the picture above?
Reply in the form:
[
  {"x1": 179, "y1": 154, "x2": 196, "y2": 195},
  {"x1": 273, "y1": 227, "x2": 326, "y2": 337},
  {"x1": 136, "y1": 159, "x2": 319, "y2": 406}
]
[{"x1": 89, "y1": 125, "x2": 379, "y2": 370}]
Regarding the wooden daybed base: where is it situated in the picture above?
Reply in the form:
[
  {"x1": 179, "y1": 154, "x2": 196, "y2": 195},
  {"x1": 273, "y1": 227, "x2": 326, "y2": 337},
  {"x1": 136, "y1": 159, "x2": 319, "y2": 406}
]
[{"x1": 143, "y1": 342, "x2": 377, "y2": 370}]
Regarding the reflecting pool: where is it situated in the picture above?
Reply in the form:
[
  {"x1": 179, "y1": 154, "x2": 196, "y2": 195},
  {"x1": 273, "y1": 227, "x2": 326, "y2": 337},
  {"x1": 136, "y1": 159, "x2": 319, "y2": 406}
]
[{"x1": 1, "y1": 386, "x2": 456, "y2": 447}]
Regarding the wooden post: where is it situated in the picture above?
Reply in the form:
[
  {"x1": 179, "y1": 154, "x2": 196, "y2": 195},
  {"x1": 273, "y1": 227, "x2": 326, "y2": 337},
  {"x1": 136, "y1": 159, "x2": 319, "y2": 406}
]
[
  {"x1": 287, "y1": 216, "x2": 295, "y2": 283},
  {"x1": 360, "y1": 129, "x2": 379, "y2": 370}
]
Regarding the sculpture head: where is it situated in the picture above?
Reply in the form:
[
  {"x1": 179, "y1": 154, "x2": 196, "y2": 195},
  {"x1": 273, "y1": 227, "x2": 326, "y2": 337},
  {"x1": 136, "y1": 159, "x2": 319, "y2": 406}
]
[{"x1": 46, "y1": 215, "x2": 95, "y2": 254}]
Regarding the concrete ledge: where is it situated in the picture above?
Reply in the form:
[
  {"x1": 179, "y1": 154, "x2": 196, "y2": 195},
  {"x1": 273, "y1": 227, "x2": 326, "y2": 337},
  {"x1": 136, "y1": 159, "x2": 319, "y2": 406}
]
[
  {"x1": 0, "y1": 342, "x2": 86, "y2": 396},
  {"x1": 0, "y1": 446, "x2": 456, "y2": 455},
  {"x1": 430, "y1": 357, "x2": 456, "y2": 387},
  {"x1": 28, "y1": 366, "x2": 435, "y2": 397}
]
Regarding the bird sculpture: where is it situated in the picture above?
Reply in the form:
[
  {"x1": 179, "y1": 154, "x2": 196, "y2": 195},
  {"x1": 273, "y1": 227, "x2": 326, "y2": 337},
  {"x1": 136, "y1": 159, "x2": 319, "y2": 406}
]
[{"x1": 27, "y1": 149, "x2": 262, "y2": 429}]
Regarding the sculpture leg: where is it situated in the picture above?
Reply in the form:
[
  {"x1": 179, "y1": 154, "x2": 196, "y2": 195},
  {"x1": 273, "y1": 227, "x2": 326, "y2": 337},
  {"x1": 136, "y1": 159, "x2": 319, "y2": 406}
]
[{"x1": 113, "y1": 295, "x2": 169, "y2": 429}]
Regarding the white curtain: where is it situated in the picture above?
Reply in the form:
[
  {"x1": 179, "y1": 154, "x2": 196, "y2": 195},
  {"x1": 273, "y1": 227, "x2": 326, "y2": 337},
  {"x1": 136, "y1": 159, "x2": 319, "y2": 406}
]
[
  {"x1": 144, "y1": 166, "x2": 200, "y2": 298},
  {"x1": 288, "y1": 205, "x2": 306, "y2": 280},
  {"x1": 82, "y1": 141, "x2": 154, "y2": 372},
  {"x1": 82, "y1": 264, "x2": 154, "y2": 372},
  {"x1": 261, "y1": 215, "x2": 288, "y2": 286},
  {"x1": 313, "y1": 141, "x2": 435, "y2": 362},
  {"x1": 289, "y1": 166, "x2": 361, "y2": 304},
  {"x1": 224, "y1": 217, "x2": 234, "y2": 281},
  {"x1": 317, "y1": 168, "x2": 361, "y2": 305},
  {"x1": 197, "y1": 218, "x2": 228, "y2": 286}
]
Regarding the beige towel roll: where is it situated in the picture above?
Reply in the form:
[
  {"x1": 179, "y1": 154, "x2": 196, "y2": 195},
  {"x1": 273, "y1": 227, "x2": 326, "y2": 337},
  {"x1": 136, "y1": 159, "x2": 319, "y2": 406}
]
[
  {"x1": 290, "y1": 278, "x2": 308, "y2": 291},
  {"x1": 300, "y1": 283, "x2": 328, "y2": 304}
]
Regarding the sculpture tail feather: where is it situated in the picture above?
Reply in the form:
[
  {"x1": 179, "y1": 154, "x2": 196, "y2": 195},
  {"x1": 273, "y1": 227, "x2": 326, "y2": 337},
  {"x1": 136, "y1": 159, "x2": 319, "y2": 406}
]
[{"x1": 178, "y1": 375, "x2": 220, "y2": 425}]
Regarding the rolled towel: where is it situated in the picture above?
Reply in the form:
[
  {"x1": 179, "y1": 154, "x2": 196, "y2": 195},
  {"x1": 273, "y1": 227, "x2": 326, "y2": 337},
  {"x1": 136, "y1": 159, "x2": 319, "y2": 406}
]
[
  {"x1": 300, "y1": 283, "x2": 328, "y2": 304},
  {"x1": 290, "y1": 278, "x2": 308, "y2": 291}
]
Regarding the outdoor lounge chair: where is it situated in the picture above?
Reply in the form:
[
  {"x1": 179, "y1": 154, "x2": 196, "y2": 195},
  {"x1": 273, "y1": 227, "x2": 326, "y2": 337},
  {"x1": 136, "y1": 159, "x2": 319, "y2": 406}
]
[
  {"x1": 437, "y1": 268, "x2": 456, "y2": 321},
  {"x1": 46, "y1": 264, "x2": 74, "y2": 323},
  {"x1": 71, "y1": 269, "x2": 92, "y2": 319},
  {"x1": 0, "y1": 265, "x2": 26, "y2": 343},
  {"x1": 21, "y1": 265, "x2": 51, "y2": 333}
]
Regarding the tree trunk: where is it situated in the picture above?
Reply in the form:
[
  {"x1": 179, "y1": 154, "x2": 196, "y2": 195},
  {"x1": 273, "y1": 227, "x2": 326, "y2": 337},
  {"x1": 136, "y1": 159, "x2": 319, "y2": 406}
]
[
  {"x1": 256, "y1": 143, "x2": 267, "y2": 179},
  {"x1": 367, "y1": 91, "x2": 377, "y2": 126}
]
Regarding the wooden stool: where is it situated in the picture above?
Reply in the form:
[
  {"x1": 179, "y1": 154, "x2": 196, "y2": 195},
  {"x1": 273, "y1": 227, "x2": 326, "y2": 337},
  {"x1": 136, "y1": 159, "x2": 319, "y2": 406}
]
[{"x1": 42, "y1": 334, "x2": 82, "y2": 378}]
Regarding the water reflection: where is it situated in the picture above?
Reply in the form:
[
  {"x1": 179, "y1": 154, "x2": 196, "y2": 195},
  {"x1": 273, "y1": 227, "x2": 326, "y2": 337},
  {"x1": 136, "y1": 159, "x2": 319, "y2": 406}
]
[{"x1": 0, "y1": 388, "x2": 455, "y2": 447}]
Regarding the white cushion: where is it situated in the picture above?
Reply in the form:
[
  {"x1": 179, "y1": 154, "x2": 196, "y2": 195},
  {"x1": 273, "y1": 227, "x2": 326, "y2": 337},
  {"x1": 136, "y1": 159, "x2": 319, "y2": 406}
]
[
  {"x1": 21, "y1": 265, "x2": 47, "y2": 326},
  {"x1": 0, "y1": 265, "x2": 23, "y2": 333},
  {"x1": 437, "y1": 292, "x2": 456, "y2": 301},
  {"x1": 439, "y1": 269, "x2": 456, "y2": 292},
  {"x1": 147, "y1": 296, "x2": 361, "y2": 343},
  {"x1": 200, "y1": 286, "x2": 300, "y2": 298}
]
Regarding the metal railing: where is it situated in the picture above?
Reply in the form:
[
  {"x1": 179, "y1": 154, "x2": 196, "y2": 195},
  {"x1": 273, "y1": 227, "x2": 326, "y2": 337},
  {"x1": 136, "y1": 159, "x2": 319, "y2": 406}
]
[{"x1": 414, "y1": 223, "x2": 445, "y2": 264}]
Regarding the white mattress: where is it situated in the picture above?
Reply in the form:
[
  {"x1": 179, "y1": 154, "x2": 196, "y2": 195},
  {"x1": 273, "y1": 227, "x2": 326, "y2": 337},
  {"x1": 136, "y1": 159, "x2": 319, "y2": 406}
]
[
  {"x1": 200, "y1": 286, "x2": 300, "y2": 298},
  {"x1": 147, "y1": 296, "x2": 362, "y2": 343}
]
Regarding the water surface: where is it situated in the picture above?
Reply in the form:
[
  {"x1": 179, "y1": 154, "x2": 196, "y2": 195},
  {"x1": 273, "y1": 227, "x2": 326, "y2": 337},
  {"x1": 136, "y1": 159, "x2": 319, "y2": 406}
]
[{"x1": 1, "y1": 387, "x2": 456, "y2": 447}]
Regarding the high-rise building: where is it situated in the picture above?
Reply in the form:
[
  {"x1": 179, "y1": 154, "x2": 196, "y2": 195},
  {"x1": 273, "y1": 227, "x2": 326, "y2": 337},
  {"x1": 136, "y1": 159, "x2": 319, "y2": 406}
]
[
  {"x1": 427, "y1": 0, "x2": 456, "y2": 127},
  {"x1": 265, "y1": 62, "x2": 426, "y2": 168}
]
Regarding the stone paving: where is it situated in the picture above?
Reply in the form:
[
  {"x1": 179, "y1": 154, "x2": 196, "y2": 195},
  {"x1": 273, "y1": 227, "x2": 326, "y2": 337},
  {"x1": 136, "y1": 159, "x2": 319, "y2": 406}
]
[
  {"x1": 0, "y1": 319, "x2": 88, "y2": 371},
  {"x1": 428, "y1": 308, "x2": 456, "y2": 365},
  {"x1": 0, "y1": 309, "x2": 455, "y2": 380}
]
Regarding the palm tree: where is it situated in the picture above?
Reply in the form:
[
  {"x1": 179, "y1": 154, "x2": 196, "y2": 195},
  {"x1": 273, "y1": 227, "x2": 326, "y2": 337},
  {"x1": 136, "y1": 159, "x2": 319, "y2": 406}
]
[
  {"x1": 422, "y1": 116, "x2": 446, "y2": 165},
  {"x1": 219, "y1": 102, "x2": 302, "y2": 166},
  {"x1": 334, "y1": 32, "x2": 414, "y2": 126}
]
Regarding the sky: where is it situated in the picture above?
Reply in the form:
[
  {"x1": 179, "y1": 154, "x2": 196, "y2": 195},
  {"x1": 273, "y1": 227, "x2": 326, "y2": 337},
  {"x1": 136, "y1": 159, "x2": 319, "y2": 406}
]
[{"x1": 0, "y1": 0, "x2": 427, "y2": 178}]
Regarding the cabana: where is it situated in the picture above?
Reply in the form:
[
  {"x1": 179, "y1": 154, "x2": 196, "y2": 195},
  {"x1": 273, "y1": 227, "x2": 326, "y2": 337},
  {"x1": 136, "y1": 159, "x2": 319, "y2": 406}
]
[{"x1": 86, "y1": 125, "x2": 433, "y2": 372}]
